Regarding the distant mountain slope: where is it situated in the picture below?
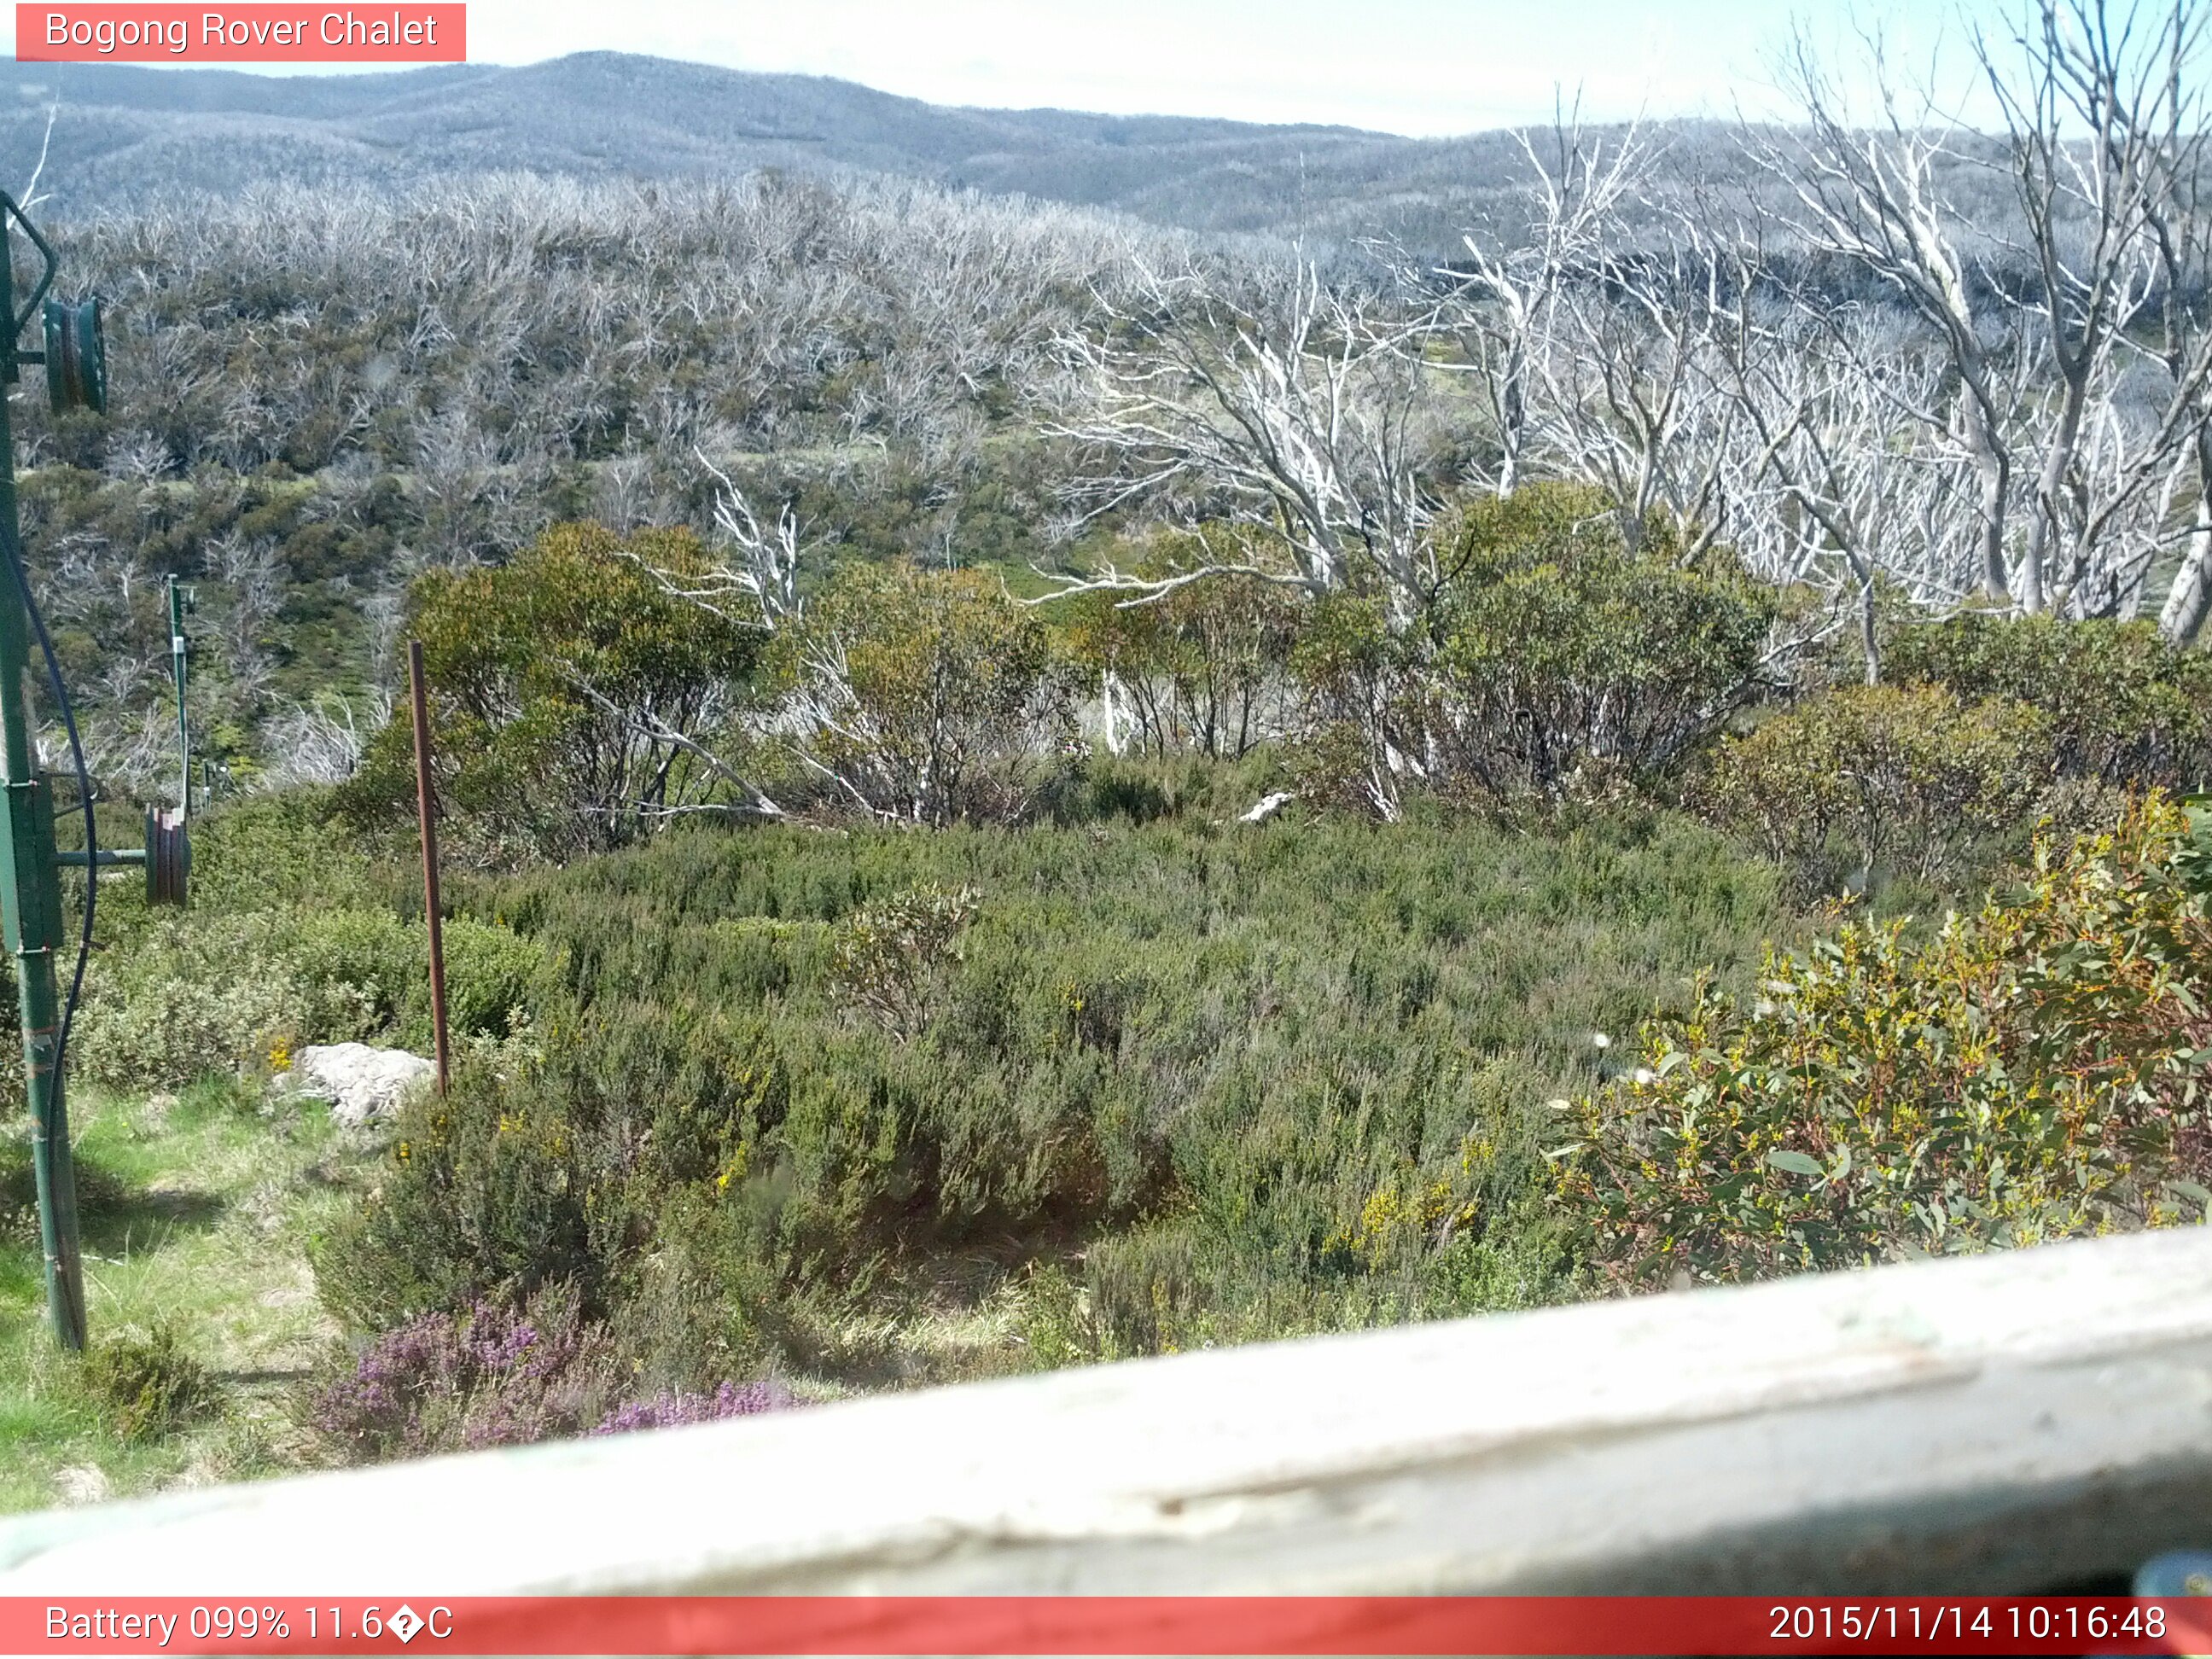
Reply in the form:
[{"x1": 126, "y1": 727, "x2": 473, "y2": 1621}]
[{"x1": 0, "y1": 51, "x2": 1571, "y2": 247}]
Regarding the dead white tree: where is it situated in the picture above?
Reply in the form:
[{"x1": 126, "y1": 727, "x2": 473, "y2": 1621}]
[
  {"x1": 1710, "y1": 259, "x2": 1989, "y2": 678},
  {"x1": 1756, "y1": 28, "x2": 2031, "y2": 609},
  {"x1": 1977, "y1": 0, "x2": 2212, "y2": 621},
  {"x1": 1439, "y1": 108, "x2": 1650, "y2": 500},
  {"x1": 599, "y1": 451, "x2": 805, "y2": 634},
  {"x1": 1045, "y1": 254, "x2": 1442, "y2": 626},
  {"x1": 2145, "y1": 85, "x2": 2212, "y2": 643},
  {"x1": 1526, "y1": 224, "x2": 1748, "y2": 556},
  {"x1": 259, "y1": 690, "x2": 392, "y2": 788},
  {"x1": 2131, "y1": 0, "x2": 2212, "y2": 642},
  {"x1": 207, "y1": 530, "x2": 283, "y2": 712},
  {"x1": 18, "y1": 100, "x2": 58, "y2": 212}
]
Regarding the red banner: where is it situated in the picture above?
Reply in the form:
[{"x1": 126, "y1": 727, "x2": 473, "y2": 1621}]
[
  {"x1": 3, "y1": 1597, "x2": 2208, "y2": 1656},
  {"x1": 15, "y1": 5, "x2": 464, "y2": 62}
]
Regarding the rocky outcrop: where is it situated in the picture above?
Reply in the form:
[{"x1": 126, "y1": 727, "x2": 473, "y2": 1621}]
[{"x1": 283, "y1": 1043, "x2": 435, "y2": 1127}]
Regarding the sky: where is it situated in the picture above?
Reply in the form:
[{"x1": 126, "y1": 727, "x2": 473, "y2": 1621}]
[
  {"x1": 3, "y1": 1, "x2": 2009, "y2": 137},
  {"x1": 449, "y1": 0, "x2": 1864, "y2": 135}
]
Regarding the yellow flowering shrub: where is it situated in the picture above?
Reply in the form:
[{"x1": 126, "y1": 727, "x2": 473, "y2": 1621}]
[{"x1": 1558, "y1": 795, "x2": 2212, "y2": 1288}]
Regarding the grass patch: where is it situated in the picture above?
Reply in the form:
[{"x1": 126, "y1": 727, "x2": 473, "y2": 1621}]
[{"x1": 0, "y1": 1079, "x2": 374, "y2": 1513}]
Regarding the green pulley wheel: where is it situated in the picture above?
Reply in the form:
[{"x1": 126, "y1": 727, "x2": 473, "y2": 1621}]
[
  {"x1": 43, "y1": 296, "x2": 105, "y2": 416},
  {"x1": 144, "y1": 806, "x2": 189, "y2": 908}
]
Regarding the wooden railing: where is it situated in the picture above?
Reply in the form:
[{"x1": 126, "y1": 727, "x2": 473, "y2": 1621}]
[{"x1": 3, "y1": 1226, "x2": 2209, "y2": 1594}]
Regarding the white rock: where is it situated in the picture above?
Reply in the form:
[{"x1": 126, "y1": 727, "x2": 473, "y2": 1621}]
[
  {"x1": 287, "y1": 1043, "x2": 436, "y2": 1127},
  {"x1": 54, "y1": 1465, "x2": 109, "y2": 1506},
  {"x1": 1238, "y1": 790, "x2": 1297, "y2": 825}
]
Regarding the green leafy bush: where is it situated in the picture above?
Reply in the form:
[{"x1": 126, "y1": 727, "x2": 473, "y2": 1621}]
[
  {"x1": 1287, "y1": 486, "x2": 1778, "y2": 818},
  {"x1": 289, "y1": 910, "x2": 549, "y2": 1049},
  {"x1": 1886, "y1": 615, "x2": 2212, "y2": 792},
  {"x1": 1420, "y1": 484, "x2": 1778, "y2": 805},
  {"x1": 772, "y1": 562, "x2": 1077, "y2": 825},
  {"x1": 1059, "y1": 528, "x2": 1301, "y2": 760},
  {"x1": 340, "y1": 523, "x2": 765, "y2": 864},
  {"x1": 82, "y1": 1325, "x2": 218, "y2": 1441},
  {"x1": 74, "y1": 905, "x2": 547, "y2": 1091},
  {"x1": 1287, "y1": 594, "x2": 1416, "y2": 818},
  {"x1": 1557, "y1": 795, "x2": 2212, "y2": 1289},
  {"x1": 1698, "y1": 684, "x2": 2051, "y2": 894},
  {"x1": 183, "y1": 790, "x2": 396, "y2": 915},
  {"x1": 828, "y1": 886, "x2": 979, "y2": 1037},
  {"x1": 76, "y1": 958, "x2": 315, "y2": 1092}
]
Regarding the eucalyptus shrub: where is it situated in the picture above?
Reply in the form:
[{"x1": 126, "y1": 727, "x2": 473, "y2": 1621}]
[
  {"x1": 1060, "y1": 527, "x2": 1302, "y2": 760},
  {"x1": 1886, "y1": 614, "x2": 2212, "y2": 792},
  {"x1": 1287, "y1": 484, "x2": 1778, "y2": 817},
  {"x1": 828, "y1": 885, "x2": 979, "y2": 1038},
  {"x1": 1420, "y1": 484, "x2": 1778, "y2": 804},
  {"x1": 1558, "y1": 795, "x2": 2212, "y2": 1289},
  {"x1": 774, "y1": 562, "x2": 1078, "y2": 826},
  {"x1": 1286, "y1": 593, "x2": 1413, "y2": 818},
  {"x1": 341, "y1": 522, "x2": 765, "y2": 864},
  {"x1": 1698, "y1": 684, "x2": 2051, "y2": 895}
]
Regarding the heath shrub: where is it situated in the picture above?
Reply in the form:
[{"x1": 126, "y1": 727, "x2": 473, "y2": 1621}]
[{"x1": 1558, "y1": 795, "x2": 2212, "y2": 1289}]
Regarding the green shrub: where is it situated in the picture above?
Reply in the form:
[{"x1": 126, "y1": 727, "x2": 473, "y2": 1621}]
[
  {"x1": 1698, "y1": 684, "x2": 2051, "y2": 894},
  {"x1": 313, "y1": 1060, "x2": 602, "y2": 1329},
  {"x1": 828, "y1": 886, "x2": 979, "y2": 1037},
  {"x1": 1420, "y1": 484, "x2": 1778, "y2": 805},
  {"x1": 82, "y1": 1325, "x2": 218, "y2": 1441},
  {"x1": 1288, "y1": 485, "x2": 1779, "y2": 818},
  {"x1": 1058, "y1": 528, "x2": 1301, "y2": 760},
  {"x1": 290, "y1": 909, "x2": 547, "y2": 1049},
  {"x1": 1011, "y1": 1263, "x2": 1098, "y2": 1370},
  {"x1": 76, "y1": 913, "x2": 317, "y2": 1090},
  {"x1": 339, "y1": 523, "x2": 765, "y2": 864},
  {"x1": 61, "y1": 795, "x2": 544, "y2": 1092},
  {"x1": 1886, "y1": 614, "x2": 2212, "y2": 792},
  {"x1": 771, "y1": 562, "x2": 1078, "y2": 825},
  {"x1": 317, "y1": 808, "x2": 1788, "y2": 1374},
  {"x1": 74, "y1": 903, "x2": 548, "y2": 1091},
  {"x1": 1557, "y1": 795, "x2": 2212, "y2": 1289},
  {"x1": 182, "y1": 791, "x2": 397, "y2": 915},
  {"x1": 1287, "y1": 595, "x2": 1415, "y2": 818}
]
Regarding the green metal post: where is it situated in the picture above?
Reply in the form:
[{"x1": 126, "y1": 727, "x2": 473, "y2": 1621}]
[
  {"x1": 0, "y1": 232, "x2": 83, "y2": 1350},
  {"x1": 168, "y1": 577, "x2": 188, "y2": 818}
]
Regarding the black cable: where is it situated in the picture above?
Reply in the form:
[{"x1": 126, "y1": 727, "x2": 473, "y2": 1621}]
[{"x1": 3, "y1": 534, "x2": 93, "y2": 1083}]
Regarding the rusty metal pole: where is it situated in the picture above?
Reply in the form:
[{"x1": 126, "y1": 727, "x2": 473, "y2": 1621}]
[{"x1": 408, "y1": 640, "x2": 451, "y2": 1095}]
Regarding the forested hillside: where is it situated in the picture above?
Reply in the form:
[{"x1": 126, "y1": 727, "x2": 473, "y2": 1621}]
[
  {"x1": 0, "y1": 53, "x2": 2008, "y2": 250},
  {"x1": 20, "y1": 171, "x2": 1154, "y2": 795},
  {"x1": 0, "y1": 52, "x2": 1531, "y2": 245}
]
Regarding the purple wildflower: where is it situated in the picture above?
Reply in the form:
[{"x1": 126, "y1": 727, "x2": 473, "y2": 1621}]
[
  {"x1": 313, "y1": 1287, "x2": 793, "y2": 1462},
  {"x1": 591, "y1": 1379, "x2": 793, "y2": 1436}
]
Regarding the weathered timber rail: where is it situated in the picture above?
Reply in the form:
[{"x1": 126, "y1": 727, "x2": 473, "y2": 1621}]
[{"x1": 2, "y1": 1227, "x2": 2208, "y2": 1594}]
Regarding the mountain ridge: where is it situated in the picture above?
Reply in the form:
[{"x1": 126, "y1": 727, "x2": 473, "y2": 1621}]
[{"x1": 0, "y1": 50, "x2": 1562, "y2": 247}]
